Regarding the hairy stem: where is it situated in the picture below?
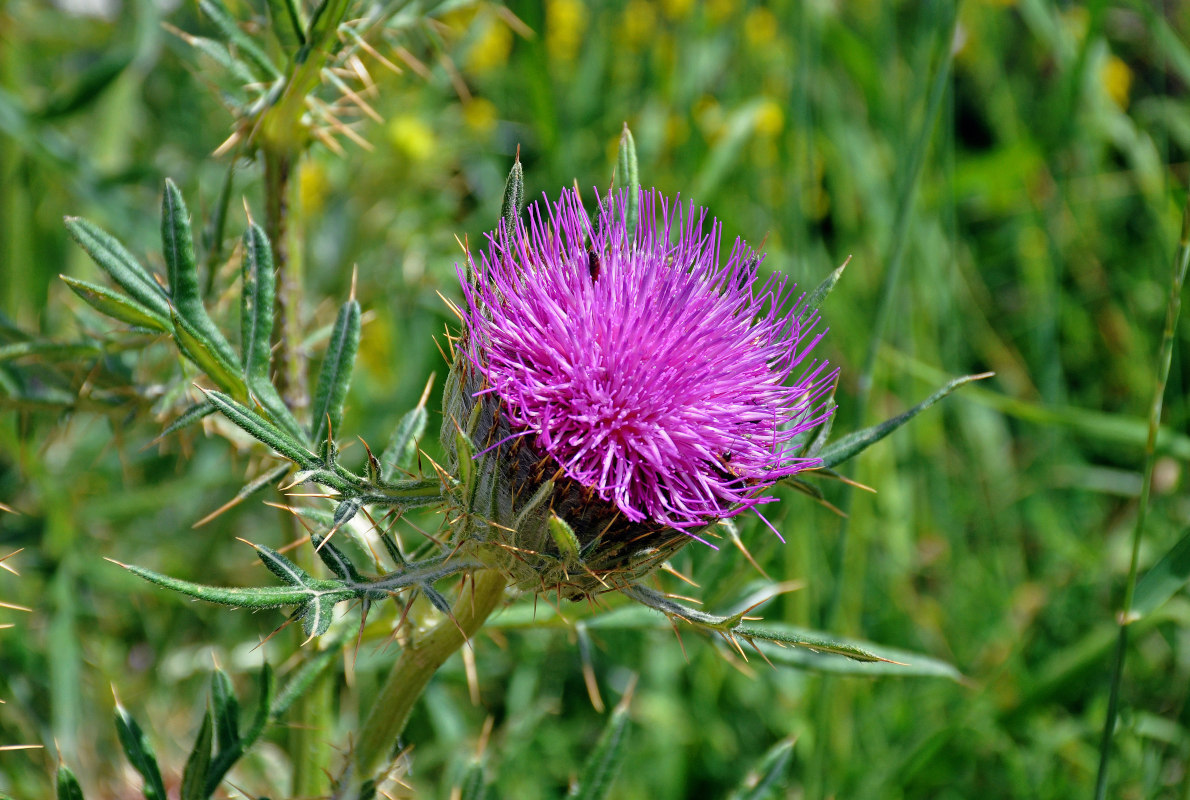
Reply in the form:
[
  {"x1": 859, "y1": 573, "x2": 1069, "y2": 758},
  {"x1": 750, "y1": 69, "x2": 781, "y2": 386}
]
[{"x1": 354, "y1": 569, "x2": 508, "y2": 780}]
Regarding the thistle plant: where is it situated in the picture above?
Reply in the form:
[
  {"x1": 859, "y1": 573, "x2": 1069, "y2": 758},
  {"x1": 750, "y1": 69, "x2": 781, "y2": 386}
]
[{"x1": 0, "y1": 3, "x2": 988, "y2": 797}]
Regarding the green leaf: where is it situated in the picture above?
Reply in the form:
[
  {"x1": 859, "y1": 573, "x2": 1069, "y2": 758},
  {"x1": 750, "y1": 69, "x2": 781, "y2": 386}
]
[
  {"x1": 381, "y1": 399, "x2": 429, "y2": 479},
  {"x1": 738, "y1": 623, "x2": 963, "y2": 680},
  {"x1": 549, "y1": 513, "x2": 581, "y2": 563},
  {"x1": 240, "y1": 223, "x2": 275, "y2": 385},
  {"x1": 254, "y1": 543, "x2": 314, "y2": 587},
  {"x1": 0, "y1": 341, "x2": 103, "y2": 364},
  {"x1": 211, "y1": 668, "x2": 242, "y2": 754},
  {"x1": 64, "y1": 216, "x2": 171, "y2": 320},
  {"x1": 37, "y1": 50, "x2": 132, "y2": 119},
  {"x1": 310, "y1": 297, "x2": 361, "y2": 445},
  {"x1": 1132, "y1": 527, "x2": 1190, "y2": 618},
  {"x1": 60, "y1": 275, "x2": 171, "y2": 332},
  {"x1": 163, "y1": 181, "x2": 241, "y2": 370},
  {"x1": 243, "y1": 663, "x2": 274, "y2": 747},
  {"x1": 56, "y1": 765, "x2": 85, "y2": 800},
  {"x1": 203, "y1": 390, "x2": 319, "y2": 468},
  {"x1": 271, "y1": 646, "x2": 339, "y2": 720},
  {"x1": 568, "y1": 704, "x2": 630, "y2": 800},
  {"x1": 616, "y1": 123, "x2": 639, "y2": 239},
  {"x1": 311, "y1": 532, "x2": 368, "y2": 583},
  {"x1": 457, "y1": 758, "x2": 490, "y2": 800},
  {"x1": 499, "y1": 156, "x2": 524, "y2": 240},
  {"x1": 114, "y1": 703, "x2": 167, "y2": 800},
  {"x1": 198, "y1": 0, "x2": 282, "y2": 80},
  {"x1": 296, "y1": 594, "x2": 338, "y2": 637},
  {"x1": 180, "y1": 709, "x2": 212, "y2": 800},
  {"x1": 816, "y1": 372, "x2": 990, "y2": 469},
  {"x1": 265, "y1": 0, "x2": 306, "y2": 51},
  {"x1": 171, "y1": 310, "x2": 247, "y2": 398},
  {"x1": 727, "y1": 737, "x2": 794, "y2": 800},
  {"x1": 802, "y1": 259, "x2": 847, "y2": 316},
  {"x1": 114, "y1": 560, "x2": 347, "y2": 609}
]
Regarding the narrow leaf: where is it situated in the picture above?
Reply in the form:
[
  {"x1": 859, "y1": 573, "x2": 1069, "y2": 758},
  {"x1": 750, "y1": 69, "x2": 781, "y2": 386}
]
[
  {"x1": 162, "y1": 180, "x2": 240, "y2": 370},
  {"x1": 310, "y1": 297, "x2": 361, "y2": 445},
  {"x1": 568, "y1": 705, "x2": 630, "y2": 800},
  {"x1": 197, "y1": 0, "x2": 282, "y2": 79},
  {"x1": 817, "y1": 373, "x2": 991, "y2": 468},
  {"x1": 255, "y1": 543, "x2": 313, "y2": 587},
  {"x1": 115, "y1": 560, "x2": 343, "y2": 609},
  {"x1": 114, "y1": 704, "x2": 167, "y2": 800},
  {"x1": 265, "y1": 0, "x2": 306, "y2": 50},
  {"x1": 240, "y1": 222, "x2": 275, "y2": 384},
  {"x1": 64, "y1": 216, "x2": 170, "y2": 319},
  {"x1": 243, "y1": 663, "x2": 274, "y2": 747},
  {"x1": 311, "y1": 533, "x2": 367, "y2": 583},
  {"x1": 381, "y1": 402, "x2": 428, "y2": 479},
  {"x1": 616, "y1": 123, "x2": 639, "y2": 239},
  {"x1": 727, "y1": 737, "x2": 794, "y2": 800},
  {"x1": 180, "y1": 709, "x2": 212, "y2": 800},
  {"x1": 60, "y1": 275, "x2": 171, "y2": 332},
  {"x1": 271, "y1": 646, "x2": 338, "y2": 720},
  {"x1": 1133, "y1": 527, "x2": 1190, "y2": 618},
  {"x1": 801, "y1": 260, "x2": 847, "y2": 317},
  {"x1": 161, "y1": 401, "x2": 216, "y2": 439},
  {"x1": 499, "y1": 157, "x2": 524, "y2": 241},
  {"x1": 297, "y1": 595, "x2": 337, "y2": 637},
  {"x1": 56, "y1": 765, "x2": 85, "y2": 800},
  {"x1": 203, "y1": 390, "x2": 319, "y2": 468},
  {"x1": 171, "y1": 310, "x2": 247, "y2": 398},
  {"x1": 457, "y1": 758, "x2": 490, "y2": 800},
  {"x1": 211, "y1": 669, "x2": 242, "y2": 755}
]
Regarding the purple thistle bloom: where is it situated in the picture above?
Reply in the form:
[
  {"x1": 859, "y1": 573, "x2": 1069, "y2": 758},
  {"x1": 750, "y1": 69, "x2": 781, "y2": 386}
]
[{"x1": 458, "y1": 187, "x2": 837, "y2": 533}]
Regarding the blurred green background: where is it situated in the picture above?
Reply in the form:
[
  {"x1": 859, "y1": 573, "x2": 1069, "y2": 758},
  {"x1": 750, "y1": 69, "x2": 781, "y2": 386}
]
[{"x1": 3, "y1": 0, "x2": 1190, "y2": 797}]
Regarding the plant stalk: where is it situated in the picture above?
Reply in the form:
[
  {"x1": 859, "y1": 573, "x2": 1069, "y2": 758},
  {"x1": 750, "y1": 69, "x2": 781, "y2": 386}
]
[
  {"x1": 1093, "y1": 199, "x2": 1190, "y2": 800},
  {"x1": 354, "y1": 569, "x2": 508, "y2": 780}
]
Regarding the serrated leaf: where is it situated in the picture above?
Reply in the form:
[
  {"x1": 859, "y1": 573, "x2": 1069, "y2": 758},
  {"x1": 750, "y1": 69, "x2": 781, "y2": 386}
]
[
  {"x1": 60, "y1": 275, "x2": 172, "y2": 332},
  {"x1": 171, "y1": 310, "x2": 247, "y2": 398},
  {"x1": 56, "y1": 765, "x2": 85, "y2": 800},
  {"x1": 568, "y1": 705, "x2": 630, "y2": 800},
  {"x1": 163, "y1": 180, "x2": 239, "y2": 372},
  {"x1": 381, "y1": 403, "x2": 428, "y2": 479},
  {"x1": 817, "y1": 372, "x2": 989, "y2": 469},
  {"x1": 180, "y1": 709, "x2": 212, "y2": 800},
  {"x1": 64, "y1": 216, "x2": 171, "y2": 320},
  {"x1": 114, "y1": 704, "x2": 167, "y2": 800},
  {"x1": 203, "y1": 390, "x2": 319, "y2": 468},
  {"x1": 727, "y1": 737, "x2": 794, "y2": 800},
  {"x1": 310, "y1": 297, "x2": 361, "y2": 445},
  {"x1": 1133, "y1": 527, "x2": 1190, "y2": 618},
  {"x1": 500, "y1": 158, "x2": 524, "y2": 241},
  {"x1": 616, "y1": 123, "x2": 639, "y2": 240},
  {"x1": 197, "y1": 0, "x2": 282, "y2": 80}
]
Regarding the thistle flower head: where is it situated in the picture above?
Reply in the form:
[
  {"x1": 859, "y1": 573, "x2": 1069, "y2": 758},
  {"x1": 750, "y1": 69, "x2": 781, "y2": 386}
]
[{"x1": 455, "y1": 187, "x2": 836, "y2": 537}]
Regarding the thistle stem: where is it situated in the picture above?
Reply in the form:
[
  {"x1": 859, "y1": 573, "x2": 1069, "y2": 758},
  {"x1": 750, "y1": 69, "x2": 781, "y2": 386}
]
[{"x1": 354, "y1": 569, "x2": 508, "y2": 780}]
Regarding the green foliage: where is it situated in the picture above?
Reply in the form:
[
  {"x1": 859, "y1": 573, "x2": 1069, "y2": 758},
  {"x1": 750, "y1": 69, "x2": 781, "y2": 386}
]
[{"x1": 4, "y1": 1, "x2": 1190, "y2": 798}]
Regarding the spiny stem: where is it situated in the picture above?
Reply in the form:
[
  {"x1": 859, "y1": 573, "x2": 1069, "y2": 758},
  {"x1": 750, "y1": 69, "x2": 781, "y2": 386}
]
[
  {"x1": 1093, "y1": 199, "x2": 1190, "y2": 800},
  {"x1": 353, "y1": 569, "x2": 508, "y2": 781}
]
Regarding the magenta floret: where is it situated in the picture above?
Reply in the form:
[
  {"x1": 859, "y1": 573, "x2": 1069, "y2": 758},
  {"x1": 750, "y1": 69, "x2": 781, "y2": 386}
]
[{"x1": 458, "y1": 187, "x2": 837, "y2": 531}]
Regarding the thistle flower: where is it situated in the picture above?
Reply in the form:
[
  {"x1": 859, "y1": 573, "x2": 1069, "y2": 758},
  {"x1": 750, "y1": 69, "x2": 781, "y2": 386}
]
[{"x1": 445, "y1": 187, "x2": 836, "y2": 591}]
